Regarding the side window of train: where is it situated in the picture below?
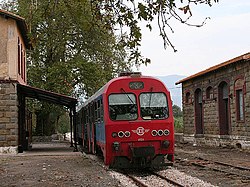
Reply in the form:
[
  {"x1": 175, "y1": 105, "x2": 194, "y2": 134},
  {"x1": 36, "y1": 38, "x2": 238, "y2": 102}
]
[
  {"x1": 97, "y1": 100, "x2": 101, "y2": 122},
  {"x1": 86, "y1": 107, "x2": 88, "y2": 124},
  {"x1": 100, "y1": 99, "x2": 103, "y2": 122},
  {"x1": 88, "y1": 105, "x2": 91, "y2": 123},
  {"x1": 83, "y1": 108, "x2": 87, "y2": 124},
  {"x1": 95, "y1": 101, "x2": 98, "y2": 122},
  {"x1": 81, "y1": 110, "x2": 84, "y2": 124},
  {"x1": 91, "y1": 103, "x2": 95, "y2": 123}
]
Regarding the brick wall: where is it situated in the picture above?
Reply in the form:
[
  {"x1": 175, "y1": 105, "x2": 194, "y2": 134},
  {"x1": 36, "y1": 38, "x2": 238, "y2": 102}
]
[{"x1": 0, "y1": 83, "x2": 18, "y2": 149}]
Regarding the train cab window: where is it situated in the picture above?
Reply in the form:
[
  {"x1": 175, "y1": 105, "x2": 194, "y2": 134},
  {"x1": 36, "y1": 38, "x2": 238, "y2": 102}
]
[
  {"x1": 108, "y1": 93, "x2": 138, "y2": 120},
  {"x1": 139, "y1": 92, "x2": 169, "y2": 120}
]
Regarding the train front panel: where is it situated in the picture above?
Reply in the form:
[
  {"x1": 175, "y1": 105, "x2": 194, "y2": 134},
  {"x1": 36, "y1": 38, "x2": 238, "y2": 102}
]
[{"x1": 102, "y1": 75, "x2": 174, "y2": 168}]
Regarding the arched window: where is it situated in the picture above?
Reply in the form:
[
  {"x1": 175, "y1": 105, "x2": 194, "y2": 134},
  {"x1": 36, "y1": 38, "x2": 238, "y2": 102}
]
[
  {"x1": 206, "y1": 86, "x2": 213, "y2": 100},
  {"x1": 185, "y1": 92, "x2": 191, "y2": 104},
  {"x1": 234, "y1": 78, "x2": 245, "y2": 121}
]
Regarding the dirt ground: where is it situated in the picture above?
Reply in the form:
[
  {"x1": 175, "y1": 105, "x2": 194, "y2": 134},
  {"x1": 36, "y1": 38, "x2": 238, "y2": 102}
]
[
  {"x1": 0, "y1": 142, "x2": 121, "y2": 187},
  {"x1": 1, "y1": 141, "x2": 250, "y2": 187}
]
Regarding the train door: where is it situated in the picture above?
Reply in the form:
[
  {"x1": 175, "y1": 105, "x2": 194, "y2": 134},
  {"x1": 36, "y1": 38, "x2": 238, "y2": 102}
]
[
  {"x1": 93, "y1": 99, "x2": 102, "y2": 154},
  {"x1": 218, "y1": 81, "x2": 230, "y2": 135},
  {"x1": 194, "y1": 88, "x2": 204, "y2": 134},
  {"x1": 90, "y1": 101, "x2": 97, "y2": 154},
  {"x1": 86, "y1": 102, "x2": 96, "y2": 154},
  {"x1": 83, "y1": 106, "x2": 90, "y2": 152},
  {"x1": 88, "y1": 104, "x2": 93, "y2": 153}
]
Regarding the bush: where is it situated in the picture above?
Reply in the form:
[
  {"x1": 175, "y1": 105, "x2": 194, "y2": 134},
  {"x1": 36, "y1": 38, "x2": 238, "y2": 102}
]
[
  {"x1": 58, "y1": 113, "x2": 70, "y2": 134},
  {"x1": 174, "y1": 116, "x2": 183, "y2": 133}
]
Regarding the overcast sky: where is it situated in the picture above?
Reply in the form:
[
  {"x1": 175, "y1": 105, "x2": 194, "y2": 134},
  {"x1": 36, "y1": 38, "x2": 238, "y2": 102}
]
[{"x1": 137, "y1": 0, "x2": 250, "y2": 77}]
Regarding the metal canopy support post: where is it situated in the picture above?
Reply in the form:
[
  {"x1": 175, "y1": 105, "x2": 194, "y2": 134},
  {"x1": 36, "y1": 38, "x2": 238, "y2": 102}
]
[
  {"x1": 73, "y1": 107, "x2": 78, "y2": 152},
  {"x1": 69, "y1": 109, "x2": 73, "y2": 147}
]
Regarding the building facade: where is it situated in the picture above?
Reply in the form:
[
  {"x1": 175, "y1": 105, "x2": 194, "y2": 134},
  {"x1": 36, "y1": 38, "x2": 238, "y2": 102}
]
[
  {"x1": 176, "y1": 52, "x2": 250, "y2": 150},
  {"x1": 0, "y1": 9, "x2": 78, "y2": 154},
  {"x1": 0, "y1": 9, "x2": 31, "y2": 153}
]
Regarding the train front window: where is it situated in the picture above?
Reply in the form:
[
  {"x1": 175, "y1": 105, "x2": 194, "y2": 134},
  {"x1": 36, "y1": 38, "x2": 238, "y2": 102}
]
[
  {"x1": 140, "y1": 92, "x2": 169, "y2": 119},
  {"x1": 109, "y1": 93, "x2": 138, "y2": 120}
]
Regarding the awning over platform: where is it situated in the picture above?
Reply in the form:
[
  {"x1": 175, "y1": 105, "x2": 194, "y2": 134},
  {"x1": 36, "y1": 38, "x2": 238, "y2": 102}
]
[
  {"x1": 17, "y1": 84, "x2": 77, "y2": 108},
  {"x1": 17, "y1": 83, "x2": 78, "y2": 152}
]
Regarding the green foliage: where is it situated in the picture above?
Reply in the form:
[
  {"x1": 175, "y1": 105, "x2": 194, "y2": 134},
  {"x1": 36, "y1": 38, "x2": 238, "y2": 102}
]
[
  {"x1": 0, "y1": 0, "x2": 218, "y2": 134},
  {"x1": 18, "y1": 0, "x2": 128, "y2": 96},
  {"x1": 2, "y1": 0, "x2": 133, "y2": 134},
  {"x1": 1, "y1": 0, "x2": 219, "y2": 64},
  {"x1": 33, "y1": 104, "x2": 65, "y2": 136},
  {"x1": 87, "y1": 0, "x2": 218, "y2": 57},
  {"x1": 172, "y1": 104, "x2": 183, "y2": 118},
  {"x1": 174, "y1": 116, "x2": 183, "y2": 133},
  {"x1": 57, "y1": 113, "x2": 70, "y2": 134},
  {"x1": 173, "y1": 105, "x2": 183, "y2": 133}
]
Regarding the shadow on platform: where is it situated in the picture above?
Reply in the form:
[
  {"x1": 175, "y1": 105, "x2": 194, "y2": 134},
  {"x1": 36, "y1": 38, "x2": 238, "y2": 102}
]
[{"x1": 22, "y1": 141, "x2": 80, "y2": 156}]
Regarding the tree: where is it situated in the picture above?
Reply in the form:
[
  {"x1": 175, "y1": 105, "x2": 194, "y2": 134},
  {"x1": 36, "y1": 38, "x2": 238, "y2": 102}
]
[
  {"x1": 0, "y1": 0, "x2": 218, "y2": 134},
  {"x1": 87, "y1": 0, "x2": 218, "y2": 64},
  {"x1": 22, "y1": 0, "x2": 130, "y2": 134},
  {"x1": 1, "y1": 0, "x2": 219, "y2": 65},
  {"x1": 172, "y1": 104, "x2": 182, "y2": 117},
  {"x1": 1, "y1": 0, "x2": 131, "y2": 134},
  {"x1": 172, "y1": 104, "x2": 183, "y2": 132}
]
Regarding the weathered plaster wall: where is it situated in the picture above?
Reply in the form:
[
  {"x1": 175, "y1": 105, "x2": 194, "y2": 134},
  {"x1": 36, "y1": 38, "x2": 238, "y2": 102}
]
[
  {"x1": 0, "y1": 15, "x2": 27, "y2": 84},
  {"x1": 0, "y1": 16, "x2": 8, "y2": 79}
]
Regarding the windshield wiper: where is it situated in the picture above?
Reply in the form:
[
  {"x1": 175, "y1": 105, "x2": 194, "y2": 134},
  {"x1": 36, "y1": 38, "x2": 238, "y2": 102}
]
[{"x1": 121, "y1": 88, "x2": 134, "y2": 105}]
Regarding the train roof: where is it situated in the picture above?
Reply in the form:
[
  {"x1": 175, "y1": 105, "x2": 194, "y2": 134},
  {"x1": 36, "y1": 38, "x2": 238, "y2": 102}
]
[{"x1": 77, "y1": 73, "x2": 164, "y2": 111}]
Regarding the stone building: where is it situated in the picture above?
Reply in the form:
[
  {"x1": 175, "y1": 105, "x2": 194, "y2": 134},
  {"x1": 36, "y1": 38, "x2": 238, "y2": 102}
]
[
  {"x1": 176, "y1": 52, "x2": 250, "y2": 150},
  {"x1": 0, "y1": 9, "x2": 31, "y2": 153},
  {"x1": 0, "y1": 9, "x2": 77, "y2": 153}
]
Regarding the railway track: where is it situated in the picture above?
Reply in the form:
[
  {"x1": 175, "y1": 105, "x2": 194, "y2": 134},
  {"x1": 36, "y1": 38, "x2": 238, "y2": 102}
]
[
  {"x1": 150, "y1": 171, "x2": 185, "y2": 187},
  {"x1": 81, "y1": 152, "x2": 216, "y2": 186},
  {"x1": 124, "y1": 170, "x2": 185, "y2": 187},
  {"x1": 193, "y1": 157, "x2": 250, "y2": 180},
  {"x1": 176, "y1": 156, "x2": 250, "y2": 180}
]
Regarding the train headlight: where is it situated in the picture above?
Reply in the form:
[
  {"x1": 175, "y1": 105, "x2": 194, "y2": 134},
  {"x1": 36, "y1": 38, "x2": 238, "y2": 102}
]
[
  {"x1": 151, "y1": 130, "x2": 158, "y2": 136},
  {"x1": 113, "y1": 142, "x2": 120, "y2": 151},
  {"x1": 112, "y1": 132, "x2": 118, "y2": 138},
  {"x1": 162, "y1": 140, "x2": 170, "y2": 148},
  {"x1": 164, "y1": 129, "x2": 170, "y2": 136},
  {"x1": 118, "y1": 131, "x2": 125, "y2": 138},
  {"x1": 124, "y1": 131, "x2": 131, "y2": 137},
  {"x1": 158, "y1": 129, "x2": 164, "y2": 136}
]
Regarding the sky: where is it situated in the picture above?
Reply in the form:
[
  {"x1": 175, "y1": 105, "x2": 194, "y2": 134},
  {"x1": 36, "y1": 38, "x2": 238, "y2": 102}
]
[{"x1": 137, "y1": 0, "x2": 250, "y2": 77}]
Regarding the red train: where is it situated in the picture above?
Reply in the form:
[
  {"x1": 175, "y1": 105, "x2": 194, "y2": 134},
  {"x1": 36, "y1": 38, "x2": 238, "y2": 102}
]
[{"x1": 76, "y1": 72, "x2": 174, "y2": 168}]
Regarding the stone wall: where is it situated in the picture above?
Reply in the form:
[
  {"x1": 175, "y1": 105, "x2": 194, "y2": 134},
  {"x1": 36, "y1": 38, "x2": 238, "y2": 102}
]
[
  {"x1": 0, "y1": 82, "x2": 18, "y2": 153},
  {"x1": 181, "y1": 59, "x2": 250, "y2": 149}
]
